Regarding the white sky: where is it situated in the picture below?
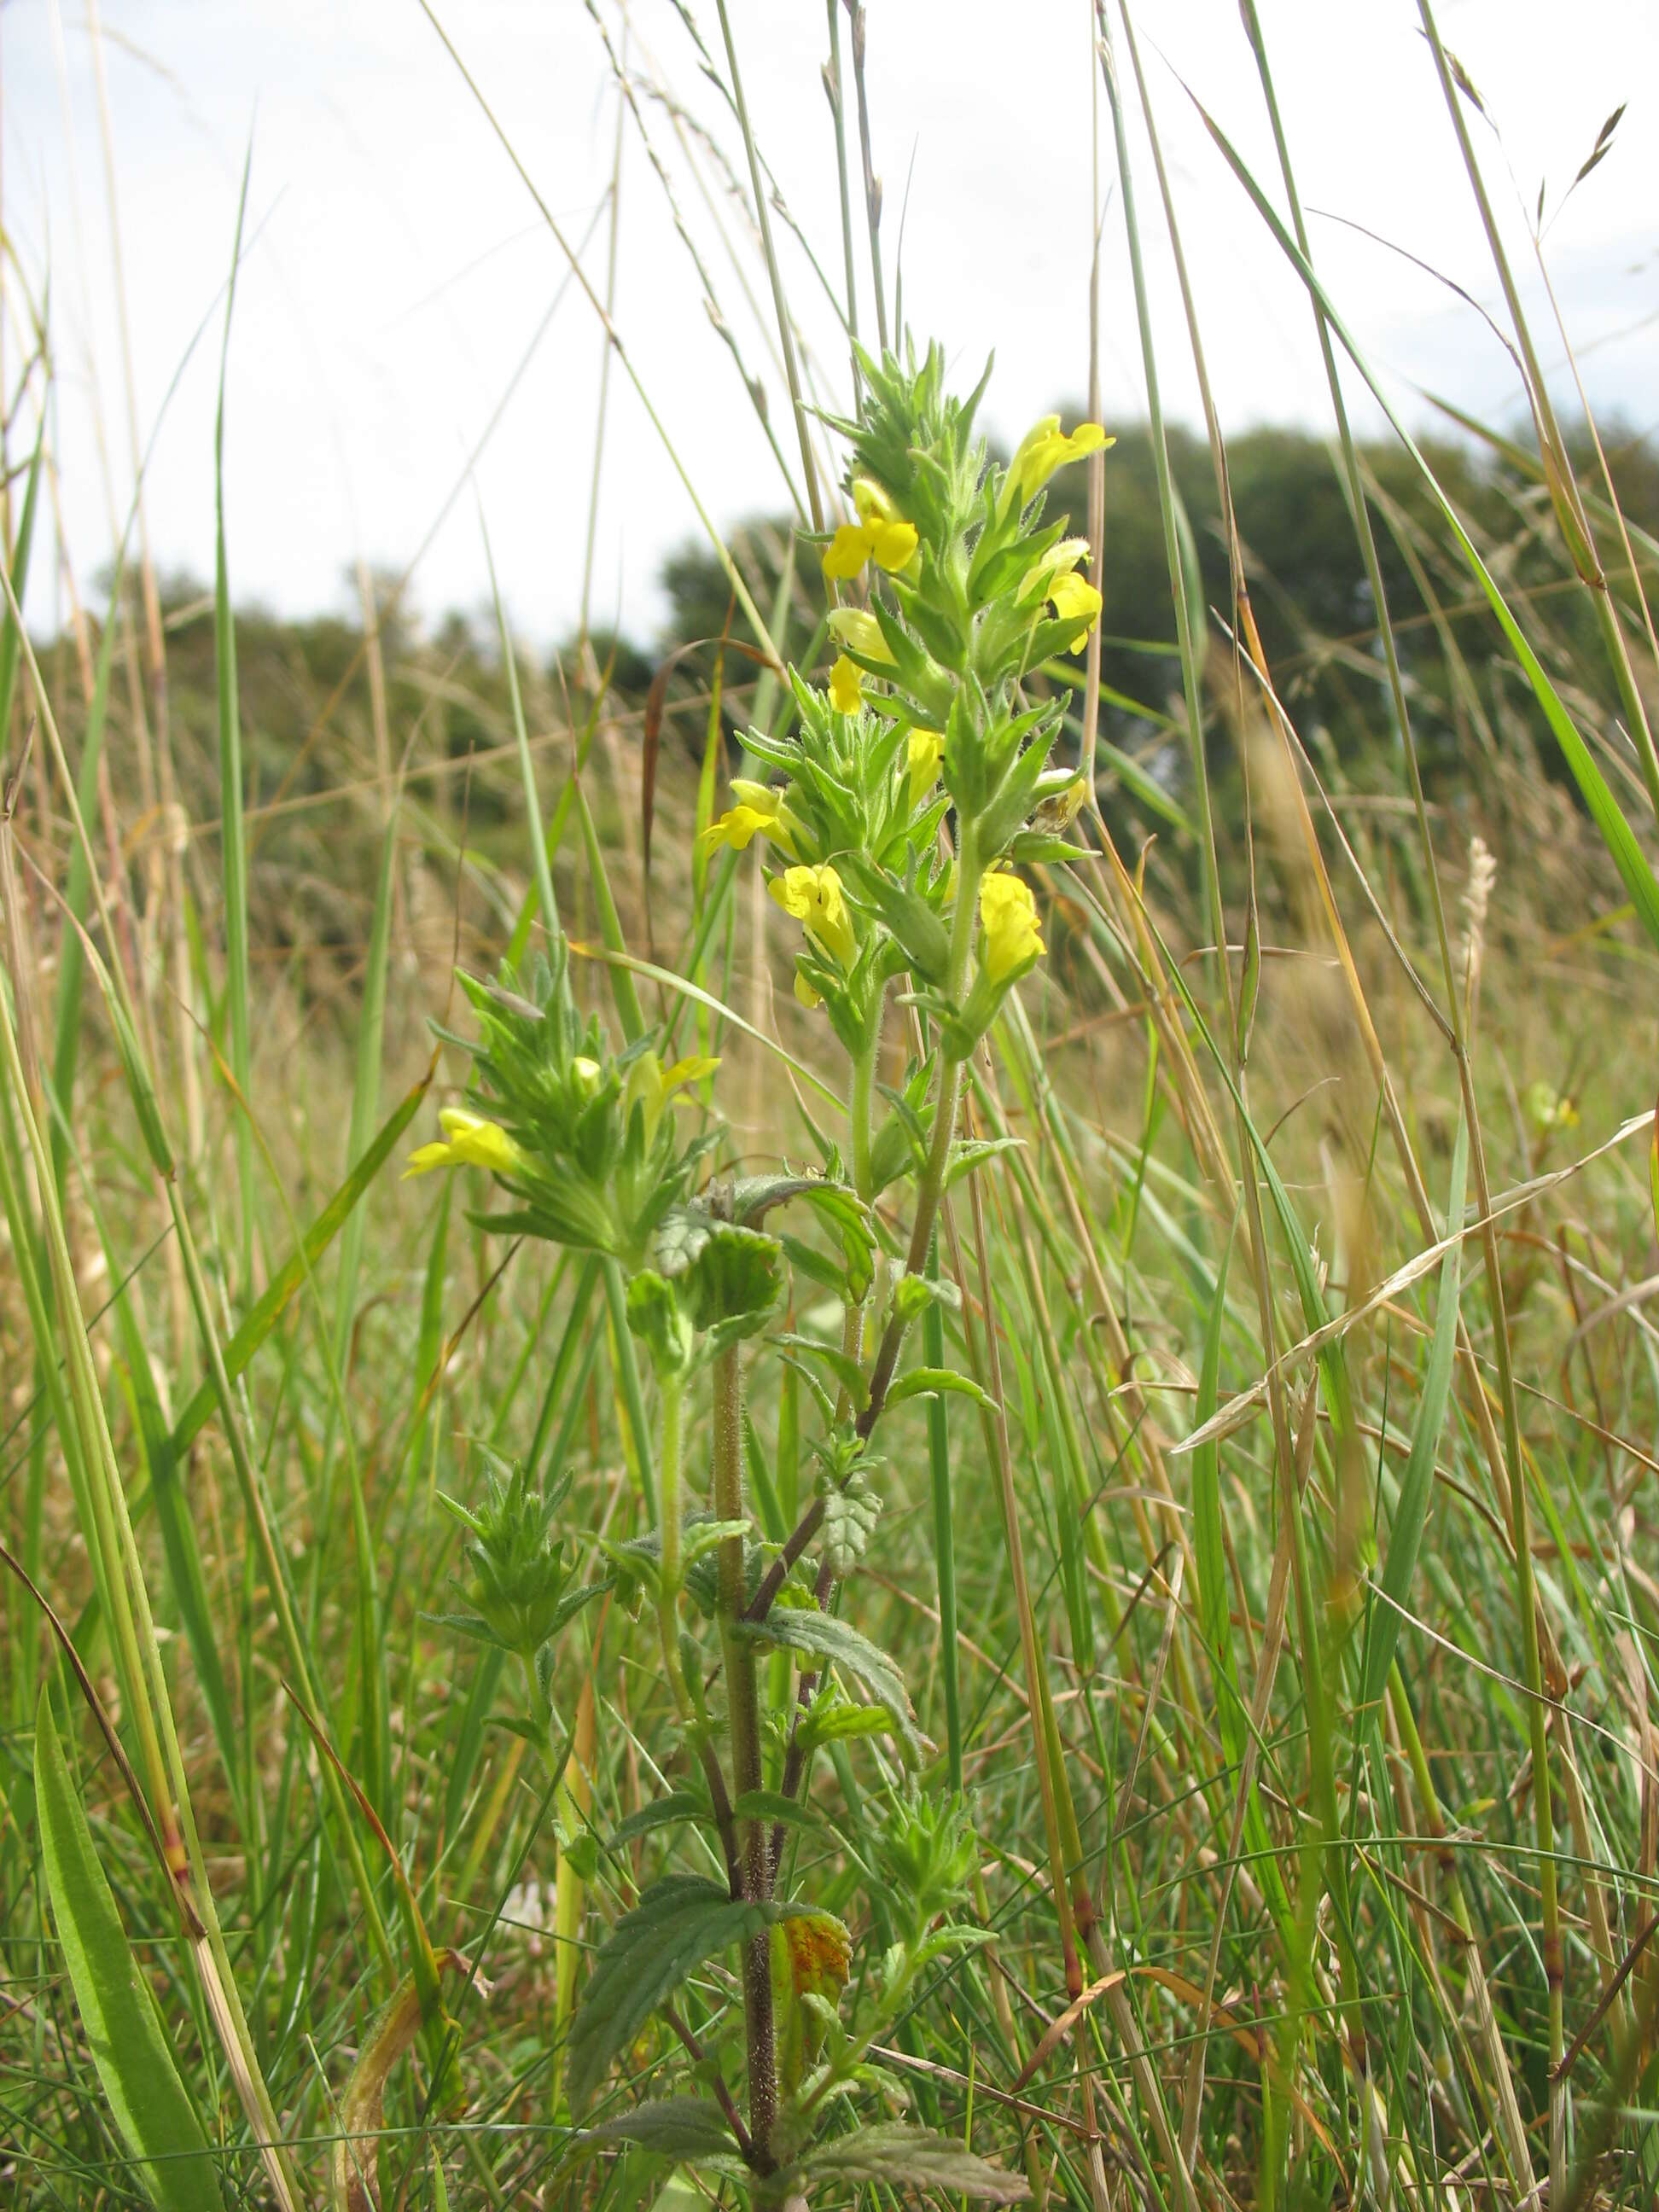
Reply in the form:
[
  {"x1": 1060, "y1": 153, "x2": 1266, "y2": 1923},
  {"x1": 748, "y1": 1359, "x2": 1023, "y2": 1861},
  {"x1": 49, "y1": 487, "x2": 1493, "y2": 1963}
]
[{"x1": 9, "y1": 0, "x2": 1658, "y2": 647}]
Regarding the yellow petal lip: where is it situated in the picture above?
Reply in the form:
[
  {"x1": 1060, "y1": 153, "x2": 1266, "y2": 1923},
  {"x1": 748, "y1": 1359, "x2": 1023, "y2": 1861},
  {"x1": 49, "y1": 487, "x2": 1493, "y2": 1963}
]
[
  {"x1": 906, "y1": 726, "x2": 945, "y2": 809},
  {"x1": 1047, "y1": 572, "x2": 1103, "y2": 652},
  {"x1": 406, "y1": 1108, "x2": 527, "y2": 1179},
  {"x1": 403, "y1": 1141, "x2": 453, "y2": 1179},
  {"x1": 869, "y1": 518, "x2": 918, "y2": 572},
  {"x1": 823, "y1": 522, "x2": 874, "y2": 582},
  {"x1": 770, "y1": 860, "x2": 857, "y2": 970},
  {"x1": 1002, "y1": 419, "x2": 1115, "y2": 514},
  {"x1": 830, "y1": 655, "x2": 864, "y2": 715},
  {"x1": 824, "y1": 483, "x2": 915, "y2": 580},
  {"x1": 698, "y1": 781, "x2": 799, "y2": 859},
  {"x1": 978, "y1": 869, "x2": 1045, "y2": 985},
  {"x1": 827, "y1": 607, "x2": 896, "y2": 665},
  {"x1": 852, "y1": 477, "x2": 899, "y2": 526},
  {"x1": 663, "y1": 1053, "x2": 719, "y2": 1091}
]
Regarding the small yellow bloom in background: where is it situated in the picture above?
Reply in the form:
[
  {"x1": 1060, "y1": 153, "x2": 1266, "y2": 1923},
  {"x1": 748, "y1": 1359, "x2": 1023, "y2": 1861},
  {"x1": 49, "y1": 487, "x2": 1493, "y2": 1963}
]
[
  {"x1": 1001, "y1": 416, "x2": 1115, "y2": 515},
  {"x1": 821, "y1": 480, "x2": 918, "y2": 581},
  {"x1": 827, "y1": 607, "x2": 897, "y2": 666},
  {"x1": 979, "y1": 870, "x2": 1045, "y2": 986},
  {"x1": 699, "y1": 777, "x2": 798, "y2": 859},
  {"x1": 1524, "y1": 1080, "x2": 1580, "y2": 1134},
  {"x1": 1048, "y1": 572, "x2": 1103, "y2": 652},
  {"x1": 906, "y1": 727, "x2": 945, "y2": 809},
  {"x1": 625, "y1": 1049, "x2": 720, "y2": 1142},
  {"x1": 830, "y1": 655, "x2": 864, "y2": 715},
  {"x1": 770, "y1": 862, "x2": 858, "y2": 970},
  {"x1": 405, "y1": 1106, "x2": 527, "y2": 1180}
]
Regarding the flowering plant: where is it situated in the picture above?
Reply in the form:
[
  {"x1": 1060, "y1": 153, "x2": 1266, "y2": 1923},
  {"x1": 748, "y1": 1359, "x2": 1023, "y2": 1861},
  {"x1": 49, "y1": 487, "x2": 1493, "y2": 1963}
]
[{"x1": 410, "y1": 342, "x2": 1107, "y2": 2203}]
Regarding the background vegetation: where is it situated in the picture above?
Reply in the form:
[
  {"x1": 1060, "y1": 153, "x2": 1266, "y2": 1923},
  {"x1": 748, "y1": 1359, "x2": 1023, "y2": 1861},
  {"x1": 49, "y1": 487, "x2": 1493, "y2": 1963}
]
[{"x1": 4, "y1": 3, "x2": 1659, "y2": 2209}]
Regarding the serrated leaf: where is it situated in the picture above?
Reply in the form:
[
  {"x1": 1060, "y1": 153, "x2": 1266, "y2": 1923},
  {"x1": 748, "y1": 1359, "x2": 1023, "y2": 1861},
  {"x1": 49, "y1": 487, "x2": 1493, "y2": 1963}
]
[
  {"x1": 662, "y1": 1216, "x2": 783, "y2": 1343},
  {"x1": 606, "y1": 1792, "x2": 710, "y2": 1851},
  {"x1": 581, "y1": 2096, "x2": 736, "y2": 2158},
  {"x1": 732, "y1": 1789, "x2": 824, "y2": 1832},
  {"x1": 800, "y1": 1700, "x2": 901, "y2": 1754},
  {"x1": 742, "y1": 1610, "x2": 923, "y2": 1763},
  {"x1": 567, "y1": 1876, "x2": 804, "y2": 2108},
  {"x1": 680, "y1": 1517, "x2": 752, "y2": 1567},
  {"x1": 774, "y1": 1332, "x2": 869, "y2": 1412},
  {"x1": 804, "y1": 2122, "x2": 1029, "y2": 2202},
  {"x1": 34, "y1": 1694, "x2": 225, "y2": 2212},
  {"x1": 890, "y1": 1272, "x2": 960, "y2": 1327}
]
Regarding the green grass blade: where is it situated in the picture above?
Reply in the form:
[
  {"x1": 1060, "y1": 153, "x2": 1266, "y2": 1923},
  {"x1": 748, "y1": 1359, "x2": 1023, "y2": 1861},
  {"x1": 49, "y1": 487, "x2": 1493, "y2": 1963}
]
[
  {"x1": 169, "y1": 1068, "x2": 432, "y2": 1461},
  {"x1": 1195, "y1": 94, "x2": 1659, "y2": 955},
  {"x1": 334, "y1": 802, "x2": 399, "y2": 1359},
  {"x1": 34, "y1": 1690, "x2": 226, "y2": 2212},
  {"x1": 69, "y1": 1155, "x2": 241, "y2": 1803},
  {"x1": 575, "y1": 776, "x2": 645, "y2": 1045},
  {"x1": 0, "y1": 421, "x2": 44, "y2": 743},
  {"x1": 1361, "y1": 1115, "x2": 1468, "y2": 1718},
  {"x1": 1190, "y1": 1217, "x2": 1238, "y2": 1714},
  {"x1": 49, "y1": 552, "x2": 125, "y2": 1188},
  {"x1": 214, "y1": 153, "x2": 257, "y2": 1284}
]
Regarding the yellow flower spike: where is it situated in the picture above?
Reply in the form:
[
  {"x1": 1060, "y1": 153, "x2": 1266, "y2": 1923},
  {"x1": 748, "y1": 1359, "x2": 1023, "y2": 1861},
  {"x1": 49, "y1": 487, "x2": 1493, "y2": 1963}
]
[
  {"x1": 978, "y1": 870, "x2": 1045, "y2": 986},
  {"x1": 827, "y1": 606, "x2": 896, "y2": 665},
  {"x1": 1047, "y1": 572, "x2": 1103, "y2": 652},
  {"x1": 830, "y1": 655, "x2": 864, "y2": 715},
  {"x1": 1001, "y1": 416, "x2": 1114, "y2": 515},
  {"x1": 906, "y1": 726, "x2": 945, "y2": 810},
  {"x1": 698, "y1": 777, "x2": 799, "y2": 859},
  {"x1": 770, "y1": 862, "x2": 858, "y2": 970}
]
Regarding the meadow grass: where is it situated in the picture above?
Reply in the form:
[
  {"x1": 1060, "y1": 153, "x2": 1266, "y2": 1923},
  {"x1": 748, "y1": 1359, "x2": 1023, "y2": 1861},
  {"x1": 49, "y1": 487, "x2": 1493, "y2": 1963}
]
[{"x1": 4, "y1": 5, "x2": 1659, "y2": 2209}]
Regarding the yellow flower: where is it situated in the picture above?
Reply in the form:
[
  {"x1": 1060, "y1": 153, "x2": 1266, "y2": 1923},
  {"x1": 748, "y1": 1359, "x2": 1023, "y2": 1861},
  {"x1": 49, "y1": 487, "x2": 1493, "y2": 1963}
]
[
  {"x1": 405, "y1": 1106, "x2": 527, "y2": 1180},
  {"x1": 1024, "y1": 538, "x2": 1103, "y2": 652},
  {"x1": 830, "y1": 655, "x2": 864, "y2": 715},
  {"x1": 978, "y1": 870, "x2": 1045, "y2": 986},
  {"x1": 1033, "y1": 774, "x2": 1090, "y2": 834},
  {"x1": 1000, "y1": 416, "x2": 1114, "y2": 515},
  {"x1": 906, "y1": 726, "x2": 944, "y2": 809},
  {"x1": 625, "y1": 1049, "x2": 720, "y2": 1142},
  {"x1": 1047, "y1": 571, "x2": 1103, "y2": 652},
  {"x1": 821, "y1": 480, "x2": 918, "y2": 581},
  {"x1": 827, "y1": 607, "x2": 896, "y2": 666},
  {"x1": 770, "y1": 862, "x2": 857, "y2": 969},
  {"x1": 699, "y1": 777, "x2": 799, "y2": 859}
]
